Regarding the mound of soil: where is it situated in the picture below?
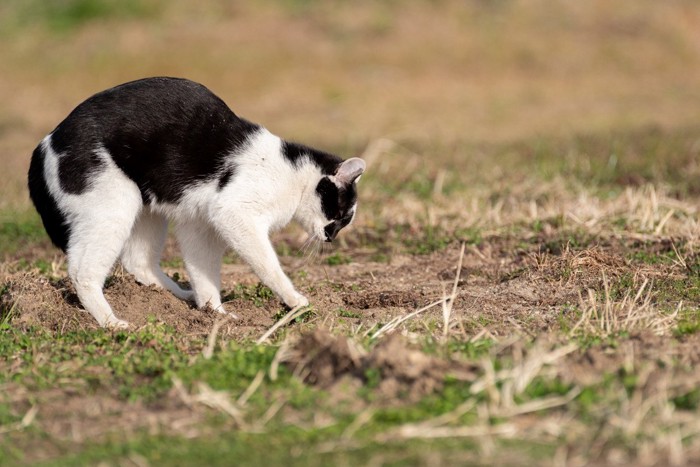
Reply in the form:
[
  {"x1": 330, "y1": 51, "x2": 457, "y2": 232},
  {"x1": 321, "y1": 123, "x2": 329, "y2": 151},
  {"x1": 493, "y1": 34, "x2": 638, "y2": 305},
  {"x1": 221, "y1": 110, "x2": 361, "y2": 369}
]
[
  {"x1": 284, "y1": 328, "x2": 475, "y2": 401},
  {"x1": 1, "y1": 271, "x2": 225, "y2": 336}
]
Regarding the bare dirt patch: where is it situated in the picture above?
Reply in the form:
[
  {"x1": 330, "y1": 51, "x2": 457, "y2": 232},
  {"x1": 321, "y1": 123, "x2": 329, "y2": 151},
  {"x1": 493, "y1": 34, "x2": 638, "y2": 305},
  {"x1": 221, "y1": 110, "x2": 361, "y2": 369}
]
[
  {"x1": 1, "y1": 236, "x2": 684, "y2": 339},
  {"x1": 342, "y1": 289, "x2": 423, "y2": 309},
  {"x1": 0, "y1": 271, "x2": 222, "y2": 335}
]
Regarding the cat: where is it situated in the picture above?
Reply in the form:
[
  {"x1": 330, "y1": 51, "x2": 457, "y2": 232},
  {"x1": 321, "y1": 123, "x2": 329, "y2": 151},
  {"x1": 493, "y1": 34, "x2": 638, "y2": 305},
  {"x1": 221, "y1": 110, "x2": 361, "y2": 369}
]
[{"x1": 28, "y1": 77, "x2": 365, "y2": 328}]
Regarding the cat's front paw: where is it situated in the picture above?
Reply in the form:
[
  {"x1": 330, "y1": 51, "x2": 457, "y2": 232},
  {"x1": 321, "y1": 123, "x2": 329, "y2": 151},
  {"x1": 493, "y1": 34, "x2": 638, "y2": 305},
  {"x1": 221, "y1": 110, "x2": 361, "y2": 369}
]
[
  {"x1": 286, "y1": 294, "x2": 309, "y2": 309},
  {"x1": 210, "y1": 303, "x2": 239, "y2": 319},
  {"x1": 102, "y1": 315, "x2": 130, "y2": 329}
]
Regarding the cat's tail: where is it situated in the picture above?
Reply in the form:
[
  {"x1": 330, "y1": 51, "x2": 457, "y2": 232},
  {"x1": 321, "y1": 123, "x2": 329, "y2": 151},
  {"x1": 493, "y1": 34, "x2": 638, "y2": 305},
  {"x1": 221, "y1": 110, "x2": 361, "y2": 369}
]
[{"x1": 28, "y1": 139, "x2": 70, "y2": 252}]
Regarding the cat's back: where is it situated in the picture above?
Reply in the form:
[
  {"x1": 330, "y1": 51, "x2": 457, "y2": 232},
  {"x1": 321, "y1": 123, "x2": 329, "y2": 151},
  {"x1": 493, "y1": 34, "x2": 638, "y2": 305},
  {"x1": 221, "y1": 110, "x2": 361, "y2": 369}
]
[
  {"x1": 51, "y1": 77, "x2": 246, "y2": 152},
  {"x1": 42, "y1": 77, "x2": 260, "y2": 203}
]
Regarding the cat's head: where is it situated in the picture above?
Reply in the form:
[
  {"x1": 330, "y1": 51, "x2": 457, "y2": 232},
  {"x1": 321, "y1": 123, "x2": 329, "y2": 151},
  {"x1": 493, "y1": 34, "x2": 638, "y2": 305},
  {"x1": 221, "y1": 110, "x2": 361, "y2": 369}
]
[{"x1": 298, "y1": 157, "x2": 366, "y2": 243}]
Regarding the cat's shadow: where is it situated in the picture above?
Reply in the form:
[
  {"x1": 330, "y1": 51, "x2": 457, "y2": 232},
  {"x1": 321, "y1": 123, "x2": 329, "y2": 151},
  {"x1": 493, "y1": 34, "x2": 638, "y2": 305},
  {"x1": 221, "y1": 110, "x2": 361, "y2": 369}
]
[{"x1": 52, "y1": 277, "x2": 81, "y2": 308}]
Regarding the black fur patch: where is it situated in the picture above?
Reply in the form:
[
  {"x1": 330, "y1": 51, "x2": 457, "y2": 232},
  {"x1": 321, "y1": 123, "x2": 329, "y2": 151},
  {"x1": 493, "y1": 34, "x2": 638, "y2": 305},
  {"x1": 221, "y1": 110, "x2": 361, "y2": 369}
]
[
  {"x1": 282, "y1": 141, "x2": 342, "y2": 175},
  {"x1": 323, "y1": 208, "x2": 354, "y2": 241},
  {"x1": 27, "y1": 144, "x2": 70, "y2": 251},
  {"x1": 56, "y1": 149, "x2": 106, "y2": 194},
  {"x1": 316, "y1": 177, "x2": 340, "y2": 219},
  {"x1": 316, "y1": 177, "x2": 357, "y2": 221},
  {"x1": 50, "y1": 111, "x2": 107, "y2": 194},
  {"x1": 49, "y1": 77, "x2": 260, "y2": 203},
  {"x1": 218, "y1": 167, "x2": 235, "y2": 190}
]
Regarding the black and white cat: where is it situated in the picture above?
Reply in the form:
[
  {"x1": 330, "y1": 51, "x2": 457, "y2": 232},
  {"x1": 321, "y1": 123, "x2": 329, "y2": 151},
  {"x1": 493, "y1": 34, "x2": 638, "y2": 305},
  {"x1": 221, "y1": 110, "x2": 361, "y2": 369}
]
[{"x1": 28, "y1": 77, "x2": 365, "y2": 328}]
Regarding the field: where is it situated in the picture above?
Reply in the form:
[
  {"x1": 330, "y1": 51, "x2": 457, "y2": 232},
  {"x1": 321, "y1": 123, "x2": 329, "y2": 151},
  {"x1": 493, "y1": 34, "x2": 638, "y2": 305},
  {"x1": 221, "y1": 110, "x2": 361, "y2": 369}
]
[{"x1": 2, "y1": 1, "x2": 700, "y2": 465}]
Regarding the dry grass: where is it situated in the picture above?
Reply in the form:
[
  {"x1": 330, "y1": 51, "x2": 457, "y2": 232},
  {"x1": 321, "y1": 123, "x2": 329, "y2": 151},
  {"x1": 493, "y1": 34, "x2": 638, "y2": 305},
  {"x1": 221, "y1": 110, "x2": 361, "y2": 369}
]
[{"x1": 571, "y1": 274, "x2": 680, "y2": 338}]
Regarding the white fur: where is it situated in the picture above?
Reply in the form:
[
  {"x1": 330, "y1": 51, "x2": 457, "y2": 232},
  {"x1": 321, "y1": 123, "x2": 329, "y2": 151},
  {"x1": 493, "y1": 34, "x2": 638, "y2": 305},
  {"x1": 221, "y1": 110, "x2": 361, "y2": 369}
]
[{"x1": 42, "y1": 128, "x2": 347, "y2": 328}]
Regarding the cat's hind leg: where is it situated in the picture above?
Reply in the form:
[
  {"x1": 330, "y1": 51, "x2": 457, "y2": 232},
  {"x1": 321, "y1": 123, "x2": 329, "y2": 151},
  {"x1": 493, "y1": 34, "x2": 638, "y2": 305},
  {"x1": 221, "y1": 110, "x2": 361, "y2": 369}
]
[
  {"x1": 175, "y1": 220, "x2": 230, "y2": 314},
  {"x1": 68, "y1": 228, "x2": 132, "y2": 328},
  {"x1": 64, "y1": 182, "x2": 143, "y2": 329},
  {"x1": 120, "y1": 209, "x2": 194, "y2": 301},
  {"x1": 40, "y1": 141, "x2": 143, "y2": 328}
]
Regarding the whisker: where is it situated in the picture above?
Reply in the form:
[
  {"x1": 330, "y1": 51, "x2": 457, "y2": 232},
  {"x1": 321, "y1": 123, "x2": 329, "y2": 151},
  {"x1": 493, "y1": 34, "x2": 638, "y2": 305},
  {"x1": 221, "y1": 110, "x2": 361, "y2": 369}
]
[
  {"x1": 301, "y1": 235, "x2": 321, "y2": 265},
  {"x1": 303, "y1": 242, "x2": 313, "y2": 264},
  {"x1": 309, "y1": 237, "x2": 322, "y2": 264},
  {"x1": 297, "y1": 235, "x2": 315, "y2": 259}
]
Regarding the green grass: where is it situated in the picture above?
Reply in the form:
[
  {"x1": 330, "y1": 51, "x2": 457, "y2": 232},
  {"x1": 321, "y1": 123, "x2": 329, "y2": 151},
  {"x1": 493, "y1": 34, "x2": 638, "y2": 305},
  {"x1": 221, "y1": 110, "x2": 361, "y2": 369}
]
[
  {"x1": 403, "y1": 225, "x2": 453, "y2": 255},
  {"x1": 325, "y1": 252, "x2": 351, "y2": 266},
  {"x1": 496, "y1": 126, "x2": 700, "y2": 194},
  {"x1": 0, "y1": 322, "x2": 190, "y2": 401},
  {"x1": 627, "y1": 249, "x2": 677, "y2": 266},
  {"x1": 674, "y1": 308, "x2": 700, "y2": 336},
  {"x1": 656, "y1": 276, "x2": 700, "y2": 305},
  {"x1": 672, "y1": 389, "x2": 700, "y2": 411},
  {"x1": 31, "y1": 428, "x2": 542, "y2": 467},
  {"x1": 336, "y1": 307, "x2": 360, "y2": 319},
  {"x1": 221, "y1": 283, "x2": 275, "y2": 307},
  {"x1": 0, "y1": 210, "x2": 49, "y2": 257},
  {"x1": 2, "y1": 0, "x2": 162, "y2": 34}
]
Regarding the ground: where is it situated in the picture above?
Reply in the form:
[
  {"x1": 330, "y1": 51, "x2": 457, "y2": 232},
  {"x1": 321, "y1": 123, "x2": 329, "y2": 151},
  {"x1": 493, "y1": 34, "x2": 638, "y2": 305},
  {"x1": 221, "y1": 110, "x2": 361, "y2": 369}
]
[{"x1": 2, "y1": 1, "x2": 700, "y2": 466}]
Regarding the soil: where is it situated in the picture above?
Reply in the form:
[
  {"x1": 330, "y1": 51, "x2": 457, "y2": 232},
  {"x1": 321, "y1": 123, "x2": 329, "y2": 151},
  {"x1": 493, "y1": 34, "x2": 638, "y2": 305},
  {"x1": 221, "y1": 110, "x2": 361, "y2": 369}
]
[
  {"x1": 283, "y1": 328, "x2": 477, "y2": 402},
  {"x1": 2, "y1": 238, "x2": 699, "y2": 461},
  {"x1": 1, "y1": 239, "x2": 638, "y2": 339}
]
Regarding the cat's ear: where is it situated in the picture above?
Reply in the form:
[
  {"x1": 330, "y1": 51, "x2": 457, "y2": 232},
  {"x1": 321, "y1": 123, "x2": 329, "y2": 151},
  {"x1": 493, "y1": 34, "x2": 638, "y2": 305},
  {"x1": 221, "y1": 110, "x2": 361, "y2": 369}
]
[{"x1": 335, "y1": 158, "x2": 366, "y2": 185}]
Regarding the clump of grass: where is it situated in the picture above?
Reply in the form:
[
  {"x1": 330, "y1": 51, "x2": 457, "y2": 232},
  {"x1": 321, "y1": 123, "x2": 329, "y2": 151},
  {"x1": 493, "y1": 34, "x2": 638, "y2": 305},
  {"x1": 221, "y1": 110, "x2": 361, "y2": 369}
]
[
  {"x1": 674, "y1": 308, "x2": 700, "y2": 337},
  {"x1": 326, "y1": 252, "x2": 351, "y2": 265},
  {"x1": 403, "y1": 225, "x2": 452, "y2": 255},
  {"x1": 337, "y1": 308, "x2": 360, "y2": 319},
  {"x1": 571, "y1": 273, "x2": 679, "y2": 339},
  {"x1": 222, "y1": 283, "x2": 275, "y2": 307}
]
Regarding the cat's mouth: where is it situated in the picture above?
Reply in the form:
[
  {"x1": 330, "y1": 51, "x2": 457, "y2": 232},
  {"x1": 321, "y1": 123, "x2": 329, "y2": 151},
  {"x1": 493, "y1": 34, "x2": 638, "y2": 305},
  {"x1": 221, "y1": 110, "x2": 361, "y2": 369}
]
[
  {"x1": 323, "y1": 221, "x2": 340, "y2": 242},
  {"x1": 323, "y1": 213, "x2": 354, "y2": 242}
]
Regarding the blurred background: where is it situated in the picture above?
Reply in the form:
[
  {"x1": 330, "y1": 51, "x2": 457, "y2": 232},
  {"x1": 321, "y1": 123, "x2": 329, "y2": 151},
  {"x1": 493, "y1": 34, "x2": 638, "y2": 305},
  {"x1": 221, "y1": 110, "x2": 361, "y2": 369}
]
[{"x1": 1, "y1": 0, "x2": 699, "y2": 221}]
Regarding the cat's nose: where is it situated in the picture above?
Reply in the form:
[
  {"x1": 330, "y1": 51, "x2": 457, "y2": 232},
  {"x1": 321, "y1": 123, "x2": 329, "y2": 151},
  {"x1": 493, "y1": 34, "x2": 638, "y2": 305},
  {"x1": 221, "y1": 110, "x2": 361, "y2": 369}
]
[{"x1": 324, "y1": 221, "x2": 340, "y2": 242}]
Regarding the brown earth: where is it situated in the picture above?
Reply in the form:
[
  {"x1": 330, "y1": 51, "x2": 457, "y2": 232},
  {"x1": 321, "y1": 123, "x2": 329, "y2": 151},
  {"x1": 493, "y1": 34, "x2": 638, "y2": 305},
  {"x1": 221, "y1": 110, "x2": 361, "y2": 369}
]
[
  {"x1": 0, "y1": 234, "x2": 686, "y2": 340},
  {"x1": 283, "y1": 328, "x2": 478, "y2": 402}
]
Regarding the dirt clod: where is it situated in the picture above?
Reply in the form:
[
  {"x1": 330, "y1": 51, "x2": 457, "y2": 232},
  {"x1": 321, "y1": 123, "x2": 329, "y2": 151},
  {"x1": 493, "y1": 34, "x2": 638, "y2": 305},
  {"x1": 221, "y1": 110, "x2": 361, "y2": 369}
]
[
  {"x1": 366, "y1": 334, "x2": 451, "y2": 400},
  {"x1": 285, "y1": 328, "x2": 470, "y2": 401},
  {"x1": 289, "y1": 328, "x2": 363, "y2": 387}
]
